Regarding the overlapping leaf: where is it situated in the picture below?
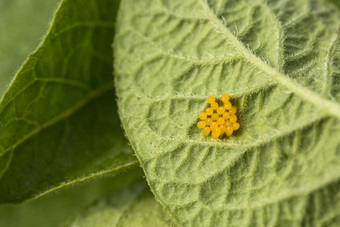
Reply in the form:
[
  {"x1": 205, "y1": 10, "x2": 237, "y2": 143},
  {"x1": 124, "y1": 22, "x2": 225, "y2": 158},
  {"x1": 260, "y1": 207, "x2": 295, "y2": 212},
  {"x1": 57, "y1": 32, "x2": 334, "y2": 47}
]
[
  {"x1": 0, "y1": 0, "x2": 138, "y2": 203},
  {"x1": 0, "y1": 167, "x2": 143, "y2": 227},
  {"x1": 66, "y1": 180, "x2": 175, "y2": 227},
  {"x1": 114, "y1": 0, "x2": 340, "y2": 225}
]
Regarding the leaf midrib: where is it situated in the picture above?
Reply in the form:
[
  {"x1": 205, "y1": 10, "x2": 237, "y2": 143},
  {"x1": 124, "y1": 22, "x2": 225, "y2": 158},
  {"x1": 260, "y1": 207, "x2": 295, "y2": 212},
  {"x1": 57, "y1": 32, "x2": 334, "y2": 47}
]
[{"x1": 199, "y1": 0, "x2": 340, "y2": 118}]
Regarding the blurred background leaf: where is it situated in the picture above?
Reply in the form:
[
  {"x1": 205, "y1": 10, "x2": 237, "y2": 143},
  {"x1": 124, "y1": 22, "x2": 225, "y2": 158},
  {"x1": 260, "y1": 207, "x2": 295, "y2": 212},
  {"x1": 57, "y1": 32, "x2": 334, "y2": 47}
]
[
  {"x1": 328, "y1": 0, "x2": 340, "y2": 9},
  {"x1": 64, "y1": 178, "x2": 176, "y2": 227},
  {"x1": 0, "y1": 0, "x2": 60, "y2": 95},
  {"x1": 0, "y1": 166, "x2": 143, "y2": 227}
]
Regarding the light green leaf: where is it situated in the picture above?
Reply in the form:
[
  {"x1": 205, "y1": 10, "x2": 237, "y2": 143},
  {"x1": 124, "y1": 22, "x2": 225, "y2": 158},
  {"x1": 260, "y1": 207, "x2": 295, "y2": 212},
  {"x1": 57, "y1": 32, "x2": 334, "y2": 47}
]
[
  {"x1": 0, "y1": 0, "x2": 60, "y2": 95},
  {"x1": 0, "y1": 0, "x2": 138, "y2": 203},
  {"x1": 0, "y1": 167, "x2": 143, "y2": 227},
  {"x1": 66, "y1": 180, "x2": 176, "y2": 227},
  {"x1": 114, "y1": 0, "x2": 340, "y2": 226}
]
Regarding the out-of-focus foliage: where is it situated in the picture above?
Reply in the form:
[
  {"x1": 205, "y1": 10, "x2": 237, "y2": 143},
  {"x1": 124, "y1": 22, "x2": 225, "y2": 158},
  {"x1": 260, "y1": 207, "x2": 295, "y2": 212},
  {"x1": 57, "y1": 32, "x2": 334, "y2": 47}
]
[
  {"x1": 65, "y1": 181, "x2": 175, "y2": 227},
  {"x1": 0, "y1": 167, "x2": 144, "y2": 227},
  {"x1": 0, "y1": 0, "x2": 60, "y2": 95}
]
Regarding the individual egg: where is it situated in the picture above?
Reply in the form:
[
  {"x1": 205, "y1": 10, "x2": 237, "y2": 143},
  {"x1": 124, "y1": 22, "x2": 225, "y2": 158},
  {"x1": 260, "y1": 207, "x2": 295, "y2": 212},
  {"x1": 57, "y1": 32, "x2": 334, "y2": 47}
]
[
  {"x1": 211, "y1": 102, "x2": 218, "y2": 109},
  {"x1": 197, "y1": 121, "x2": 206, "y2": 129},
  {"x1": 206, "y1": 108, "x2": 213, "y2": 115},
  {"x1": 205, "y1": 118, "x2": 212, "y2": 125},
  {"x1": 224, "y1": 101, "x2": 232, "y2": 110},
  {"x1": 199, "y1": 112, "x2": 207, "y2": 120},
  {"x1": 233, "y1": 122, "x2": 240, "y2": 130},
  {"x1": 217, "y1": 106, "x2": 225, "y2": 114},
  {"x1": 221, "y1": 94, "x2": 229, "y2": 103},
  {"x1": 207, "y1": 96, "x2": 215, "y2": 104},
  {"x1": 203, "y1": 127, "x2": 210, "y2": 136},
  {"x1": 212, "y1": 127, "x2": 222, "y2": 139}
]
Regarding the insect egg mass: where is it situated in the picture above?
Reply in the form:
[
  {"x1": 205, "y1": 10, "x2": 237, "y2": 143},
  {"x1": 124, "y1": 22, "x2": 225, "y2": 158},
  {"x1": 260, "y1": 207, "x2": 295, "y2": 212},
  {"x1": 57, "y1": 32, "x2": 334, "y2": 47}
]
[{"x1": 197, "y1": 94, "x2": 240, "y2": 139}]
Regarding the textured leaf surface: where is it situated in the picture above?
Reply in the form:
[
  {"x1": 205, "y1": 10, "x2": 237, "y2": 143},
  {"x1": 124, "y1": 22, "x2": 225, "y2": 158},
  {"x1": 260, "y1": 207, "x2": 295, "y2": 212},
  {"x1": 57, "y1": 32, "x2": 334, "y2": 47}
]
[
  {"x1": 0, "y1": 167, "x2": 143, "y2": 227},
  {"x1": 66, "y1": 180, "x2": 175, "y2": 227},
  {"x1": 0, "y1": 0, "x2": 60, "y2": 95},
  {"x1": 114, "y1": 0, "x2": 340, "y2": 226},
  {"x1": 0, "y1": 0, "x2": 138, "y2": 203}
]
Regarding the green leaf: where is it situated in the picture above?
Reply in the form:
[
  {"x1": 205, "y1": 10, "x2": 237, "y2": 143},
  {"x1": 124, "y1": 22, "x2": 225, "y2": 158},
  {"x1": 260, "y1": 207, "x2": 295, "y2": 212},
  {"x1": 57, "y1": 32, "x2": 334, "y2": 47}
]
[
  {"x1": 0, "y1": 0, "x2": 138, "y2": 203},
  {"x1": 328, "y1": 0, "x2": 340, "y2": 10},
  {"x1": 0, "y1": 167, "x2": 144, "y2": 227},
  {"x1": 65, "y1": 180, "x2": 176, "y2": 227},
  {"x1": 0, "y1": 0, "x2": 60, "y2": 95},
  {"x1": 114, "y1": 0, "x2": 340, "y2": 225}
]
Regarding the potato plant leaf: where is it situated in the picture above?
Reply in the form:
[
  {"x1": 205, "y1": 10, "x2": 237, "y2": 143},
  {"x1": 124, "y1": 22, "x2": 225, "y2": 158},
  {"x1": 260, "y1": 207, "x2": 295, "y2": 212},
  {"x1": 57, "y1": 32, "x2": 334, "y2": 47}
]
[
  {"x1": 0, "y1": 0, "x2": 138, "y2": 203},
  {"x1": 114, "y1": 0, "x2": 340, "y2": 225},
  {"x1": 66, "y1": 181, "x2": 176, "y2": 227}
]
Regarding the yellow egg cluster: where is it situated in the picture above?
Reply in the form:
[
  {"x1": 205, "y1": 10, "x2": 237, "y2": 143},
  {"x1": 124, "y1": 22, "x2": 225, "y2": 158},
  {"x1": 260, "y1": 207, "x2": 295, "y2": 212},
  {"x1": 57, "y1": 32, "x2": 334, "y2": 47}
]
[{"x1": 197, "y1": 94, "x2": 240, "y2": 139}]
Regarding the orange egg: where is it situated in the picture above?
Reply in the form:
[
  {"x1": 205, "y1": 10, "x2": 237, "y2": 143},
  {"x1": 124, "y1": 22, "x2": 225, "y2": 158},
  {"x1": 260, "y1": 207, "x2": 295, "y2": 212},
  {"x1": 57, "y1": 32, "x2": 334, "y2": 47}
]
[
  {"x1": 207, "y1": 96, "x2": 215, "y2": 104},
  {"x1": 212, "y1": 127, "x2": 222, "y2": 139},
  {"x1": 221, "y1": 94, "x2": 229, "y2": 103},
  {"x1": 203, "y1": 127, "x2": 210, "y2": 136},
  {"x1": 197, "y1": 121, "x2": 206, "y2": 129}
]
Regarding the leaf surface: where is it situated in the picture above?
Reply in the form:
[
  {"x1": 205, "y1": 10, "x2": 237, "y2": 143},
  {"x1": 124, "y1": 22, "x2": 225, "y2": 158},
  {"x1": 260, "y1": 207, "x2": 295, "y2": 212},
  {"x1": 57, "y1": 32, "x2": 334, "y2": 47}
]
[
  {"x1": 0, "y1": 167, "x2": 143, "y2": 227},
  {"x1": 66, "y1": 180, "x2": 176, "y2": 227},
  {"x1": 114, "y1": 0, "x2": 340, "y2": 225},
  {"x1": 0, "y1": 0, "x2": 137, "y2": 203},
  {"x1": 0, "y1": 0, "x2": 60, "y2": 95}
]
